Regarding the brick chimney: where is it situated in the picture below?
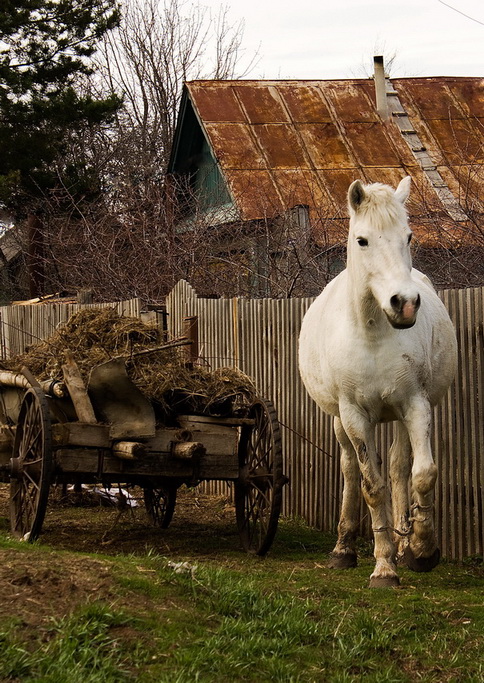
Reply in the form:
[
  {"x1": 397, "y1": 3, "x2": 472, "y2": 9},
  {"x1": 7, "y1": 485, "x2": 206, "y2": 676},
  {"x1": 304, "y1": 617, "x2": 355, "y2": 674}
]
[{"x1": 373, "y1": 55, "x2": 389, "y2": 120}]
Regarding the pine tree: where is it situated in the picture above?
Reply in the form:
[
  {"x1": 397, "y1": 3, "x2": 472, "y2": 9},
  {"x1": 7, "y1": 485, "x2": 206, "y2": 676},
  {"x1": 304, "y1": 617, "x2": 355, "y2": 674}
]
[
  {"x1": 0, "y1": 0, "x2": 121, "y2": 199},
  {"x1": 0, "y1": 0, "x2": 122, "y2": 294}
]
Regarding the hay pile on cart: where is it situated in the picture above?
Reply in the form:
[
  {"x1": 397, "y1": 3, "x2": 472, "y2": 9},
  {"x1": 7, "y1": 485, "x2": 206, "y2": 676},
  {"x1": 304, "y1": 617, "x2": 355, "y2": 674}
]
[{"x1": 4, "y1": 307, "x2": 258, "y2": 421}]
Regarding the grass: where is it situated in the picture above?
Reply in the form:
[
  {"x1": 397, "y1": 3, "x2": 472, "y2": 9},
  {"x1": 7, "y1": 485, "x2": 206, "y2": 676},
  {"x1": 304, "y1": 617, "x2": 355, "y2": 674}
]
[
  {"x1": 1, "y1": 517, "x2": 484, "y2": 682},
  {"x1": 1, "y1": 605, "x2": 135, "y2": 682}
]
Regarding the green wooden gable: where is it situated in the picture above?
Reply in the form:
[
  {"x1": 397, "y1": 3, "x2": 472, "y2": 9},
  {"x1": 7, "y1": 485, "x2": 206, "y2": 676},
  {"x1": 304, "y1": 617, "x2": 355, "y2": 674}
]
[{"x1": 168, "y1": 89, "x2": 234, "y2": 220}]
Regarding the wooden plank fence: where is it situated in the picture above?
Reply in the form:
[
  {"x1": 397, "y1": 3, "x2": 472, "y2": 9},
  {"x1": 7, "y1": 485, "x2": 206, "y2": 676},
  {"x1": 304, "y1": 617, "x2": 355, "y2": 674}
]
[{"x1": 166, "y1": 280, "x2": 484, "y2": 562}]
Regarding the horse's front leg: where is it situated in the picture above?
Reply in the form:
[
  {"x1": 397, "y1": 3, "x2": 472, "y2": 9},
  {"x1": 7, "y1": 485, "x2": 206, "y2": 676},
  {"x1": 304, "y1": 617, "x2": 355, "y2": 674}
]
[
  {"x1": 329, "y1": 417, "x2": 360, "y2": 569},
  {"x1": 403, "y1": 397, "x2": 440, "y2": 572},
  {"x1": 389, "y1": 422, "x2": 412, "y2": 562},
  {"x1": 339, "y1": 404, "x2": 399, "y2": 588}
]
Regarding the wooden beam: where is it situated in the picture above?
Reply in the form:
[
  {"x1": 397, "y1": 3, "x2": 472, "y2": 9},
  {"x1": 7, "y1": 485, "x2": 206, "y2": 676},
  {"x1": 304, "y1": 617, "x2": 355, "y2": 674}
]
[
  {"x1": 112, "y1": 441, "x2": 147, "y2": 460},
  {"x1": 51, "y1": 422, "x2": 110, "y2": 448},
  {"x1": 61, "y1": 355, "x2": 97, "y2": 424},
  {"x1": 171, "y1": 441, "x2": 205, "y2": 460},
  {"x1": 54, "y1": 449, "x2": 240, "y2": 480}
]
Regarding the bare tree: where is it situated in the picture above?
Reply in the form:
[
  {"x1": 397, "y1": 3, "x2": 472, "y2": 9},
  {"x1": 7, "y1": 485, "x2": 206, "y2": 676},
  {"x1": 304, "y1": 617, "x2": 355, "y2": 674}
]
[
  {"x1": 21, "y1": 147, "x2": 484, "y2": 303},
  {"x1": 95, "y1": 0, "x2": 258, "y2": 169}
]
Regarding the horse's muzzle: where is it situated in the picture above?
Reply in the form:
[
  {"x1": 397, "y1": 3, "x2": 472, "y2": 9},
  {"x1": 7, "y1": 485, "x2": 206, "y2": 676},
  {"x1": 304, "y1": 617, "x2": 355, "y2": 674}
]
[{"x1": 387, "y1": 294, "x2": 421, "y2": 328}]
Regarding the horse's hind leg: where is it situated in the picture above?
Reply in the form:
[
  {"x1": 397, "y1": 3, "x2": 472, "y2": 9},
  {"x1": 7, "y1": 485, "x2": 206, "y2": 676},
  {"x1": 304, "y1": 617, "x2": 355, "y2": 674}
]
[
  {"x1": 389, "y1": 423, "x2": 412, "y2": 563},
  {"x1": 329, "y1": 417, "x2": 360, "y2": 569}
]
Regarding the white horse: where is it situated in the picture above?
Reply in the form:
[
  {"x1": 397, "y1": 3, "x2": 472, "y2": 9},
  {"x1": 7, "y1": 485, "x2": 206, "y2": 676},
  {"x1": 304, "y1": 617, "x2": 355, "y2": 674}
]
[{"x1": 298, "y1": 177, "x2": 457, "y2": 587}]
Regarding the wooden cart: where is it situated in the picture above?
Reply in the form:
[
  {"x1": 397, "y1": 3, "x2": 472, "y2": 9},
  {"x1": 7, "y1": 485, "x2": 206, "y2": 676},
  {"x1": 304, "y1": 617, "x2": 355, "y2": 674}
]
[{"x1": 0, "y1": 359, "x2": 287, "y2": 556}]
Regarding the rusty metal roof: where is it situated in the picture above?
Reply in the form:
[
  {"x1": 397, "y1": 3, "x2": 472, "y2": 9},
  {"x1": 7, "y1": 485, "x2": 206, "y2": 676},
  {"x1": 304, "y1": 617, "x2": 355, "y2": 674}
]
[{"x1": 172, "y1": 77, "x2": 484, "y2": 244}]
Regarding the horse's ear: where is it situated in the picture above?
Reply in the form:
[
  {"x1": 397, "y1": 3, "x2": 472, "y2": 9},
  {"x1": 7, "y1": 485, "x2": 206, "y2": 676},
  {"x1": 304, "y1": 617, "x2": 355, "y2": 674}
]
[
  {"x1": 395, "y1": 176, "x2": 411, "y2": 204},
  {"x1": 348, "y1": 180, "x2": 365, "y2": 211}
]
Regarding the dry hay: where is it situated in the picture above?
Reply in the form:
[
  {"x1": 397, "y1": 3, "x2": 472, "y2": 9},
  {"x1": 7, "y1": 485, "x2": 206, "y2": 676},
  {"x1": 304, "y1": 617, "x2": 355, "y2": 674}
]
[{"x1": 5, "y1": 307, "x2": 257, "y2": 420}]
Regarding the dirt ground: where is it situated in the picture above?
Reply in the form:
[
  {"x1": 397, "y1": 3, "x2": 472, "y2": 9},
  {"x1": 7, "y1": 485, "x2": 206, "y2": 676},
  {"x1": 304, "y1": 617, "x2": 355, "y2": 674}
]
[{"x1": 0, "y1": 482, "x2": 239, "y2": 634}]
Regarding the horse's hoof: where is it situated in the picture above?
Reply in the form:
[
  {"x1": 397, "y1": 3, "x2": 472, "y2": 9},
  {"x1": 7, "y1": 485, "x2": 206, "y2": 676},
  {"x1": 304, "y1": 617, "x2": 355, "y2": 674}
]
[
  {"x1": 369, "y1": 575, "x2": 400, "y2": 588},
  {"x1": 328, "y1": 552, "x2": 357, "y2": 569},
  {"x1": 404, "y1": 546, "x2": 440, "y2": 573}
]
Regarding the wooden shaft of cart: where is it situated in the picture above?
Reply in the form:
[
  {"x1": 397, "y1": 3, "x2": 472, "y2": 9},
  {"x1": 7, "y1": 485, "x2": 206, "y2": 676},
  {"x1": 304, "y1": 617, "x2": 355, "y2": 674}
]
[{"x1": 0, "y1": 369, "x2": 66, "y2": 397}]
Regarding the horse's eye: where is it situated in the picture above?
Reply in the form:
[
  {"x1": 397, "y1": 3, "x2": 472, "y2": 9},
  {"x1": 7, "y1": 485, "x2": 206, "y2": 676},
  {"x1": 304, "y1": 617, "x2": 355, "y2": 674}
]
[
  {"x1": 357, "y1": 237, "x2": 368, "y2": 247},
  {"x1": 407, "y1": 233, "x2": 413, "y2": 245}
]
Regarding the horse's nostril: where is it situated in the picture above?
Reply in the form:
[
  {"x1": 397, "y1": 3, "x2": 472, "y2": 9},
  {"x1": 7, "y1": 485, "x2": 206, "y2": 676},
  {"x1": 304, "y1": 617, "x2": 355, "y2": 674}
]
[
  {"x1": 415, "y1": 294, "x2": 421, "y2": 310},
  {"x1": 390, "y1": 295, "x2": 401, "y2": 312}
]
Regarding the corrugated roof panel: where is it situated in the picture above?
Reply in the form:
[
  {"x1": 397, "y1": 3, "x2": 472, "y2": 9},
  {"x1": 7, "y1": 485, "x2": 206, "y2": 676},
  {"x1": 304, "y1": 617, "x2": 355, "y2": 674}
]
[
  {"x1": 224, "y1": 170, "x2": 284, "y2": 219},
  {"x1": 323, "y1": 82, "x2": 379, "y2": 122},
  {"x1": 254, "y1": 124, "x2": 310, "y2": 169},
  {"x1": 362, "y1": 167, "x2": 408, "y2": 188},
  {"x1": 398, "y1": 80, "x2": 464, "y2": 119},
  {"x1": 188, "y1": 83, "x2": 246, "y2": 122},
  {"x1": 272, "y1": 169, "x2": 330, "y2": 211},
  {"x1": 448, "y1": 79, "x2": 484, "y2": 117},
  {"x1": 204, "y1": 123, "x2": 264, "y2": 169},
  {"x1": 425, "y1": 119, "x2": 484, "y2": 164},
  {"x1": 233, "y1": 84, "x2": 289, "y2": 123},
  {"x1": 277, "y1": 84, "x2": 333, "y2": 123},
  {"x1": 317, "y1": 168, "x2": 362, "y2": 209},
  {"x1": 297, "y1": 123, "x2": 355, "y2": 168},
  {"x1": 343, "y1": 122, "x2": 402, "y2": 166}
]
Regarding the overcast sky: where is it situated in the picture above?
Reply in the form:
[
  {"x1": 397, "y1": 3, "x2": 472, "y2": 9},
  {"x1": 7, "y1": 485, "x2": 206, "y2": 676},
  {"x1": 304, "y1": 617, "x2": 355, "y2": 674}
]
[{"x1": 204, "y1": 0, "x2": 484, "y2": 80}]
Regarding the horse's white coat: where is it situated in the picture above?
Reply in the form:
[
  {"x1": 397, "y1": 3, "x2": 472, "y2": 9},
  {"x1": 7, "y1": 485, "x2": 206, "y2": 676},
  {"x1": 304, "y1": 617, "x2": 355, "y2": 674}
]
[{"x1": 298, "y1": 177, "x2": 457, "y2": 586}]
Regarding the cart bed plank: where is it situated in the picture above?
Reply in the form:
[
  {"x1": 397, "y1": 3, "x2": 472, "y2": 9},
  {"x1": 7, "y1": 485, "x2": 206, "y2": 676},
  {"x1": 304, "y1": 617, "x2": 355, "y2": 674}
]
[
  {"x1": 145, "y1": 424, "x2": 238, "y2": 456},
  {"x1": 55, "y1": 448, "x2": 240, "y2": 480},
  {"x1": 51, "y1": 421, "x2": 239, "y2": 457},
  {"x1": 52, "y1": 422, "x2": 111, "y2": 448},
  {"x1": 178, "y1": 415, "x2": 255, "y2": 428}
]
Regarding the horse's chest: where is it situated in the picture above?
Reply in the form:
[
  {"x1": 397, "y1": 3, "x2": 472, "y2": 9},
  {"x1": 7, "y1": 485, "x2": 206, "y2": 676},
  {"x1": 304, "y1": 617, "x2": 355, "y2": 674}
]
[{"x1": 331, "y1": 343, "x2": 427, "y2": 416}]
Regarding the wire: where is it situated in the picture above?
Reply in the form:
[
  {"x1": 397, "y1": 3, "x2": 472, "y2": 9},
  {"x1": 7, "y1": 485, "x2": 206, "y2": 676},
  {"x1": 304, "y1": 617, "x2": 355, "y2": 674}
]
[{"x1": 438, "y1": 0, "x2": 484, "y2": 26}]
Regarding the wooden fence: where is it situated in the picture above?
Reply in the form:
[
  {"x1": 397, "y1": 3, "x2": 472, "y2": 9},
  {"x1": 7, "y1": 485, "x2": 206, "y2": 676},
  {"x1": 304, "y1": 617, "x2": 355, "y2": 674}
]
[{"x1": 166, "y1": 280, "x2": 484, "y2": 562}]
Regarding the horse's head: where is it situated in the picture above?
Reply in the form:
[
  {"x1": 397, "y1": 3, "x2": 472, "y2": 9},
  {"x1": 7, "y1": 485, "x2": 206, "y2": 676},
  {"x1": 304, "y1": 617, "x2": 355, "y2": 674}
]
[{"x1": 347, "y1": 176, "x2": 420, "y2": 329}]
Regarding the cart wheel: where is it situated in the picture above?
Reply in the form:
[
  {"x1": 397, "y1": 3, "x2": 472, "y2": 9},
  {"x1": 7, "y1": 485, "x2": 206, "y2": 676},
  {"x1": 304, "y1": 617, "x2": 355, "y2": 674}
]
[
  {"x1": 144, "y1": 485, "x2": 177, "y2": 528},
  {"x1": 10, "y1": 387, "x2": 52, "y2": 541},
  {"x1": 235, "y1": 397, "x2": 285, "y2": 556}
]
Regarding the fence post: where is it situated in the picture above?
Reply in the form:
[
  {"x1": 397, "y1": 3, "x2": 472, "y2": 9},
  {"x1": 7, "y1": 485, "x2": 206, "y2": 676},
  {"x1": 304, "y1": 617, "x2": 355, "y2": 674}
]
[{"x1": 183, "y1": 316, "x2": 199, "y2": 365}]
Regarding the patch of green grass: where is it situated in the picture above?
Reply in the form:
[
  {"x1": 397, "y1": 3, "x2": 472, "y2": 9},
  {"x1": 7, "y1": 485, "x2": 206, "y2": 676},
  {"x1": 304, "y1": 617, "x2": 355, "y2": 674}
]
[
  {"x1": 2, "y1": 518, "x2": 484, "y2": 682},
  {"x1": 126, "y1": 555, "x2": 484, "y2": 682},
  {"x1": 0, "y1": 604, "x2": 135, "y2": 682},
  {"x1": 168, "y1": 571, "x2": 331, "y2": 681},
  {"x1": 0, "y1": 619, "x2": 32, "y2": 681}
]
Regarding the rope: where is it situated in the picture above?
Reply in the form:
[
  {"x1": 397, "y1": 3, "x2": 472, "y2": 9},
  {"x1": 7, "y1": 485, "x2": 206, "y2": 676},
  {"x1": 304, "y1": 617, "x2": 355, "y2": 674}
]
[
  {"x1": 279, "y1": 420, "x2": 334, "y2": 459},
  {"x1": 372, "y1": 504, "x2": 434, "y2": 536},
  {"x1": 411, "y1": 502, "x2": 433, "y2": 512},
  {"x1": 372, "y1": 526, "x2": 412, "y2": 537}
]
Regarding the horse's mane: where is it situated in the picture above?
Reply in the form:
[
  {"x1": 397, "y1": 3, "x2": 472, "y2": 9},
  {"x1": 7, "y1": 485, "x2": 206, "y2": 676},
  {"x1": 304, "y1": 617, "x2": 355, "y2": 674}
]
[{"x1": 352, "y1": 182, "x2": 407, "y2": 230}]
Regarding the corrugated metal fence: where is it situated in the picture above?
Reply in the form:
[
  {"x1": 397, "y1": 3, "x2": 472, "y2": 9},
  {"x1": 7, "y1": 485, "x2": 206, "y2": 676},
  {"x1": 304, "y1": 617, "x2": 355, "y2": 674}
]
[
  {"x1": 0, "y1": 287, "x2": 482, "y2": 561},
  {"x1": 0, "y1": 299, "x2": 143, "y2": 359},
  {"x1": 166, "y1": 280, "x2": 484, "y2": 562}
]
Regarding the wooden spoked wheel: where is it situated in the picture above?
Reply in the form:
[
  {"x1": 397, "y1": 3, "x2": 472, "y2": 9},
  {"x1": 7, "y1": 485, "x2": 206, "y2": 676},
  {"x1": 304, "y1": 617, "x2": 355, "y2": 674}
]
[
  {"x1": 10, "y1": 387, "x2": 52, "y2": 541},
  {"x1": 143, "y1": 484, "x2": 177, "y2": 528},
  {"x1": 235, "y1": 398, "x2": 285, "y2": 556}
]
